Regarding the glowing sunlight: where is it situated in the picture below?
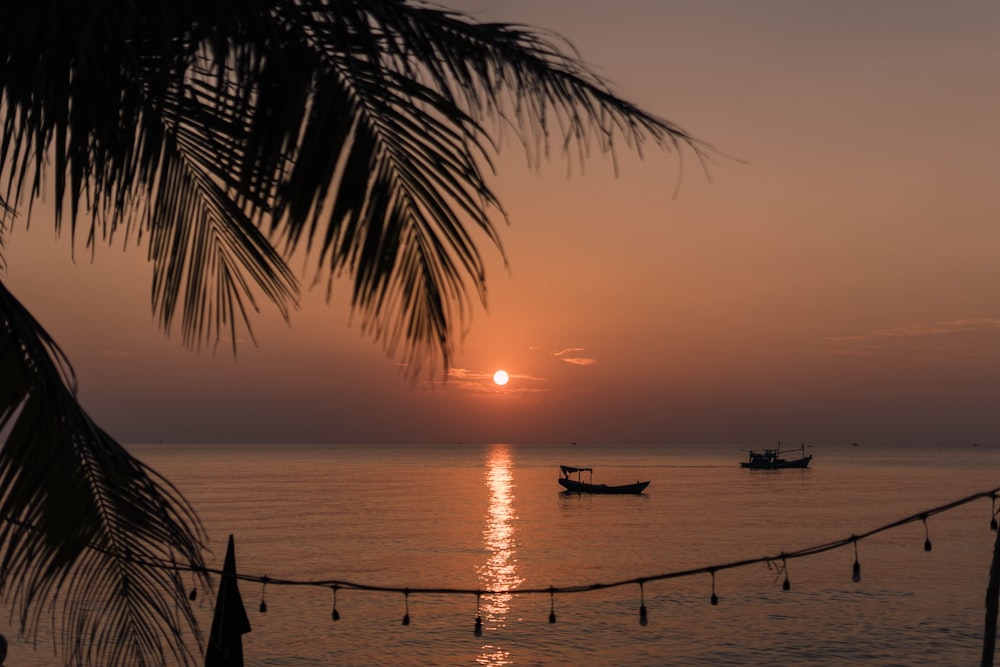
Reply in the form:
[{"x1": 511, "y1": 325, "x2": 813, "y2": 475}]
[{"x1": 476, "y1": 445, "x2": 523, "y2": 665}]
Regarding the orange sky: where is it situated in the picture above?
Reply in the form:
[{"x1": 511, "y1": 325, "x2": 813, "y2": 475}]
[{"x1": 5, "y1": 0, "x2": 999, "y2": 445}]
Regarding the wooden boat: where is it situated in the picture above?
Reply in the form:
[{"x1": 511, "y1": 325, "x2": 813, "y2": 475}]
[
  {"x1": 558, "y1": 465, "x2": 650, "y2": 494},
  {"x1": 740, "y1": 444, "x2": 812, "y2": 469}
]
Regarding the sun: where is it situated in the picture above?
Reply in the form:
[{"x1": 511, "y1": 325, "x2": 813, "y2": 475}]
[{"x1": 493, "y1": 370, "x2": 510, "y2": 386}]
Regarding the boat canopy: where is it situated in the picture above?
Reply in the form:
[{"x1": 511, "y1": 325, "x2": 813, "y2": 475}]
[{"x1": 560, "y1": 465, "x2": 593, "y2": 474}]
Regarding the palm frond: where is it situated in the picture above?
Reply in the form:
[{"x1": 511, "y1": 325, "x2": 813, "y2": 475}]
[
  {"x1": 347, "y1": 0, "x2": 701, "y2": 159},
  {"x1": 0, "y1": 279, "x2": 209, "y2": 667},
  {"x1": 0, "y1": 0, "x2": 709, "y2": 373},
  {"x1": 0, "y1": 1, "x2": 302, "y2": 355},
  {"x1": 237, "y1": 0, "x2": 711, "y2": 372},
  {"x1": 0, "y1": 1, "x2": 712, "y2": 663}
]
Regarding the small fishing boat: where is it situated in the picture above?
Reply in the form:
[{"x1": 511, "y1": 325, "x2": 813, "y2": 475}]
[
  {"x1": 558, "y1": 465, "x2": 650, "y2": 494},
  {"x1": 740, "y1": 444, "x2": 812, "y2": 470}
]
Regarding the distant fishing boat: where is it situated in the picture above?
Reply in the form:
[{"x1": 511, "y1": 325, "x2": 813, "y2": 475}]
[
  {"x1": 740, "y1": 444, "x2": 812, "y2": 470},
  {"x1": 558, "y1": 465, "x2": 650, "y2": 494}
]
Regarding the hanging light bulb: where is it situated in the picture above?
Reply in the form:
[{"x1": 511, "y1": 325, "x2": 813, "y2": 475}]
[
  {"x1": 259, "y1": 577, "x2": 268, "y2": 613},
  {"x1": 474, "y1": 592, "x2": 483, "y2": 636},
  {"x1": 548, "y1": 589, "x2": 557, "y2": 623},
  {"x1": 852, "y1": 539, "x2": 861, "y2": 582},
  {"x1": 922, "y1": 516, "x2": 932, "y2": 552},
  {"x1": 331, "y1": 585, "x2": 340, "y2": 622},
  {"x1": 710, "y1": 570, "x2": 718, "y2": 605},
  {"x1": 402, "y1": 590, "x2": 410, "y2": 626}
]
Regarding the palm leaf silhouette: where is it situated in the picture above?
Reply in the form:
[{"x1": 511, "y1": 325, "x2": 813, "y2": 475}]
[
  {"x1": 1, "y1": 0, "x2": 707, "y2": 371},
  {"x1": 0, "y1": 280, "x2": 208, "y2": 666},
  {"x1": 0, "y1": 1, "x2": 708, "y2": 664}
]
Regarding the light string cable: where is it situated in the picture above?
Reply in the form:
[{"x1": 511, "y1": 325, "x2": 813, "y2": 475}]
[
  {"x1": 121, "y1": 485, "x2": 1000, "y2": 599},
  {"x1": 5, "y1": 487, "x2": 999, "y2": 607}
]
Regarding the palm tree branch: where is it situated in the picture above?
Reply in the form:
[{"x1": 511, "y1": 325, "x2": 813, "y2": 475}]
[
  {"x1": 306, "y1": 63, "x2": 497, "y2": 372},
  {"x1": 0, "y1": 279, "x2": 209, "y2": 666},
  {"x1": 248, "y1": 1, "x2": 710, "y2": 370},
  {"x1": 326, "y1": 1, "x2": 708, "y2": 161},
  {"x1": 144, "y1": 125, "x2": 300, "y2": 352}
]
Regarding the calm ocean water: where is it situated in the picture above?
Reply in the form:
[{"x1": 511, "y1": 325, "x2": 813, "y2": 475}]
[{"x1": 3, "y1": 442, "x2": 1000, "y2": 665}]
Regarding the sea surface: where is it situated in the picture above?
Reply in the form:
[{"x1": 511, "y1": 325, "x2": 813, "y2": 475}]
[{"x1": 3, "y1": 442, "x2": 1000, "y2": 666}]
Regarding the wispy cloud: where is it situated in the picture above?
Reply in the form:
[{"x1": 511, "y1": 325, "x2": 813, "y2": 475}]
[
  {"x1": 436, "y1": 367, "x2": 493, "y2": 393},
  {"x1": 446, "y1": 367, "x2": 482, "y2": 381},
  {"x1": 552, "y1": 347, "x2": 597, "y2": 366},
  {"x1": 824, "y1": 317, "x2": 1000, "y2": 362},
  {"x1": 828, "y1": 317, "x2": 1000, "y2": 343},
  {"x1": 444, "y1": 367, "x2": 549, "y2": 394},
  {"x1": 561, "y1": 357, "x2": 598, "y2": 366},
  {"x1": 437, "y1": 343, "x2": 599, "y2": 395}
]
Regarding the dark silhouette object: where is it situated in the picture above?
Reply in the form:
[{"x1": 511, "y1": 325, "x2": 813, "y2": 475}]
[
  {"x1": 984, "y1": 525, "x2": 1000, "y2": 666},
  {"x1": 1, "y1": 2, "x2": 706, "y2": 662},
  {"x1": 0, "y1": 632, "x2": 7, "y2": 665},
  {"x1": 740, "y1": 443, "x2": 812, "y2": 469},
  {"x1": 558, "y1": 466, "x2": 650, "y2": 494},
  {"x1": 205, "y1": 536, "x2": 251, "y2": 667}
]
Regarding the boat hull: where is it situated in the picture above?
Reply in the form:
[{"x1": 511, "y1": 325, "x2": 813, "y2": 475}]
[
  {"x1": 740, "y1": 455, "x2": 812, "y2": 470},
  {"x1": 558, "y1": 478, "x2": 650, "y2": 494}
]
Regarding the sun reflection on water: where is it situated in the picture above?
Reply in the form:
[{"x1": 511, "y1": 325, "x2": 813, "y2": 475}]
[{"x1": 476, "y1": 444, "x2": 523, "y2": 666}]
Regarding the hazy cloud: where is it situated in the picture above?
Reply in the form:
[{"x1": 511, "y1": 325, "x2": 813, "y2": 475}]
[
  {"x1": 824, "y1": 317, "x2": 1000, "y2": 363},
  {"x1": 447, "y1": 367, "x2": 481, "y2": 381},
  {"x1": 829, "y1": 318, "x2": 1000, "y2": 343},
  {"x1": 437, "y1": 367, "x2": 493, "y2": 394},
  {"x1": 561, "y1": 357, "x2": 598, "y2": 366},
  {"x1": 552, "y1": 347, "x2": 597, "y2": 366},
  {"x1": 445, "y1": 367, "x2": 549, "y2": 394}
]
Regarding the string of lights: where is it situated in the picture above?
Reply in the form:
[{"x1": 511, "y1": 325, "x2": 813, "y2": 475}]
[
  {"x1": 5, "y1": 486, "x2": 998, "y2": 630},
  {"x1": 164, "y1": 485, "x2": 1000, "y2": 622}
]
